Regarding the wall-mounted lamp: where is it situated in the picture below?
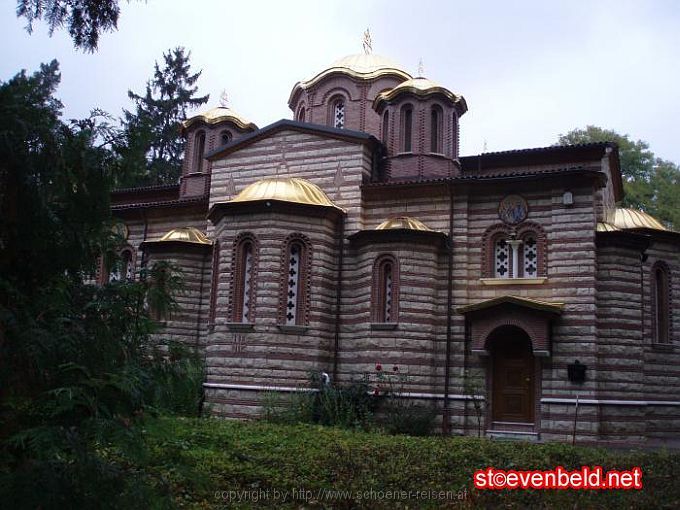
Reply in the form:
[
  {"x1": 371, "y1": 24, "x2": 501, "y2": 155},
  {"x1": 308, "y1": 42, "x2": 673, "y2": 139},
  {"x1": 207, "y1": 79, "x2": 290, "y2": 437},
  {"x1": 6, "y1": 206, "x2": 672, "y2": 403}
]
[{"x1": 567, "y1": 359, "x2": 587, "y2": 384}]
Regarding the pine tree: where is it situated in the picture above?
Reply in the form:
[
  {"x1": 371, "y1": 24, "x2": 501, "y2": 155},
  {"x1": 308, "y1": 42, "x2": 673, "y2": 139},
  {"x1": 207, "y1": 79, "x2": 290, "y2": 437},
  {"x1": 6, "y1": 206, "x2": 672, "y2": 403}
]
[
  {"x1": 119, "y1": 47, "x2": 209, "y2": 187},
  {"x1": 17, "y1": 0, "x2": 128, "y2": 52}
]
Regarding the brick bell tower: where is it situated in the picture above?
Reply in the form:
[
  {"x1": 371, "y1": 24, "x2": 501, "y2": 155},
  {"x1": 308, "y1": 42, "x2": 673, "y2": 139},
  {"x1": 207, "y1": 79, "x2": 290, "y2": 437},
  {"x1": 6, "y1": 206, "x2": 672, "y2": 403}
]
[
  {"x1": 179, "y1": 105, "x2": 258, "y2": 198},
  {"x1": 372, "y1": 70, "x2": 468, "y2": 180}
]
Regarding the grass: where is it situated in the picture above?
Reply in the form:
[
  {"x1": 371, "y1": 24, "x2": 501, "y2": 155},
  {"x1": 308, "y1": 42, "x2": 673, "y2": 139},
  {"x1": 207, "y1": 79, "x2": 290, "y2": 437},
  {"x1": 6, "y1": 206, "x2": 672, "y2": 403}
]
[{"x1": 129, "y1": 417, "x2": 680, "y2": 509}]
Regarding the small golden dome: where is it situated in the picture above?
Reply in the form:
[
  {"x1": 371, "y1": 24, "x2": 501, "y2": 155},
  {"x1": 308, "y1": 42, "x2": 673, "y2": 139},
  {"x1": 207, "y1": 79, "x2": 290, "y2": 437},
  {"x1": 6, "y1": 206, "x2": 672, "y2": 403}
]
[
  {"x1": 296, "y1": 53, "x2": 411, "y2": 90},
  {"x1": 181, "y1": 106, "x2": 257, "y2": 131},
  {"x1": 376, "y1": 216, "x2": 433, "y2": 231},
  {"x1": 157, "y1": 227, "x2": 212, "y2": 245},
  {"x1": 374, "y1": 76, "x2": 466, "y2": 111},
  {"x1": 609, "y1": 208, "x2": 667, "y2": 231},
  {"x1": 229, "y1": 177, "x2": 342, "y2": 210},
  {"x1": 596, "y1": 222, "x2": 620, "y2": 232}
]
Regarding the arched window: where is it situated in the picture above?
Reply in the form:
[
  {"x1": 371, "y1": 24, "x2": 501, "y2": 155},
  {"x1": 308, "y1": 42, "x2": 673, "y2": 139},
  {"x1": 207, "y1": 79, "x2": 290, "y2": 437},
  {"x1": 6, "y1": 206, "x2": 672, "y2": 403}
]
[
  {"x1": 400, "y1": 105, "x2": 413, "y2": 152},
  {"x1": 220, "y1": 130, "x2": 232, "y2": 146},
  {"x1": 494, "y1": 237, "x2": 510, "y2": 278},
  {"x1": 382, "y1": 111, "x2": 389, "y2": 144},
  {"x1": 430, "y1": 105, "x2": 443, "y2": 153},
  {"x1": 452, "y1": 113, "x2": 459, "y2": 157},
  {"x1": 209, "y1": 240, "x2": 220, "y2": 325},
  {"x1": 372, "y1": 255, "x2": 399, "y2": 323},
  {"x1": 521, "y1": 233, "x2": 538, "y2": 278},
  {"x1": 652, "y1": 262, "x2": 671, "y2": 343},
  {"x1": 281, "y1": 234, "x2": 312, "y2": 326},
  {"x1": 297, "y1": 105, "x2": 306, "y2": 122},
  {"x1": 483, "y1": 224, "x2": 546, "y2": 279},
  {"x1": 109, "y1": 247, "x2": 135, "y2": 282},
  {"x1": 231, "y1": 235, "x2": 257, "y2": 323},
  {"x1": 194, "y1": 130, "x2": 206, "y2": 172},
  {"x1": 332, "y1": 98, "x2": 345, "y2": 129}
]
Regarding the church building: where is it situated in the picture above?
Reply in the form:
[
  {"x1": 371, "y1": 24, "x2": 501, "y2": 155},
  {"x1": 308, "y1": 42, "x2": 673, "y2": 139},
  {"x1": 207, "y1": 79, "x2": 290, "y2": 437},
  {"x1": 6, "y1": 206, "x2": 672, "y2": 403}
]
[{"x1": 110, "y1": 49, "x2": 679, "y2": 445}]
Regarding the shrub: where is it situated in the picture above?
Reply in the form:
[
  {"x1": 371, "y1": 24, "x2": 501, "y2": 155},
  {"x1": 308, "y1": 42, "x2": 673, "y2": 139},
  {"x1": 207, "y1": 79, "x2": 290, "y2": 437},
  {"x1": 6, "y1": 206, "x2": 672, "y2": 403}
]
[
  {"x1": 374, "y1": 363, "x2": 438, "y2": 436},
  {"x1": 145, "y1": 341, "x2": 205, "y2": 417},
  {"x1": 262, "y1": 372, "x2": 380, "y2": 430}
]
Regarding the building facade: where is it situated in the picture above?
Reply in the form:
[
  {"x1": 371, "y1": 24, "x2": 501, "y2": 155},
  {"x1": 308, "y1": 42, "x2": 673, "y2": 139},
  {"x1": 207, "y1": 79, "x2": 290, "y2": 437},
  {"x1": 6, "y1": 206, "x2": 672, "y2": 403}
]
[{"x1": 110, "y1": 52, "x2": 679, "y2": 445}]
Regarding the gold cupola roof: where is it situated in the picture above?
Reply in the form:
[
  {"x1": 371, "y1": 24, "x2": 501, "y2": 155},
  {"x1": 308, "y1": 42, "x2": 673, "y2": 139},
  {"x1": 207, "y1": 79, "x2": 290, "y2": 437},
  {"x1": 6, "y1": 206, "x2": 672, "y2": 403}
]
[
  {"x1": 288, "y1": 53, "x2": 411, "y2": 108},
  {"x1": 181, "y1": 106, "x2": 258, "y2": 132},
  {"x1": 598, "y1": 208, "x2": 669, "y2": 232},
  {"x1": 229, "y1": 177, "x2": 343, "y2": 210},
  {"x1": 376, "y1": 216, "x2": 433, "y2": 231},
  {"x1": 156, "y1": 227, "x2": 212, "y2": 245},
  {"x1": 300, "y1": 53, "x2": 411, "y2": 89},
  {"x1": 373, "y1": 76, "x2": 467, "y2": 113}
]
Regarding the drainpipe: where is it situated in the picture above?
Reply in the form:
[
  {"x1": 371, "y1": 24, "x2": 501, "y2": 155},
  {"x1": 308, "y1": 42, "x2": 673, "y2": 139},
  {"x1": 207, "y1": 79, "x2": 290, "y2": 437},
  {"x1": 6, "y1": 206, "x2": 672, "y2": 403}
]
[
  {"x1": 332, "y1": 214, "x2": 346, "y2": 383},
  {"x1": 442, "y1": 182, "x2": 454, "y2": 434}
]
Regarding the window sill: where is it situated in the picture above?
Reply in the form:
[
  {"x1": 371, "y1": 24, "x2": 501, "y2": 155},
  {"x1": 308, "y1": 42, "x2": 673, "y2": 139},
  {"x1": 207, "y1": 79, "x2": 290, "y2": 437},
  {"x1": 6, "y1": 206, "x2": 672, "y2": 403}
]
[
  {"x1": 277, "y1": 325, "x2": 308, "y2": 335},
  {"x1": 371, "y1": 323, "x2": 398, "y2": 330},
  {"x1": 651, "y1": 343, "x2": 674, "y2": 352},
  {"x1": 226, "y1": 322, "x2": 255, "y2": 332},
  {"x1": 479, "y1": 277, "x2": 547, "y2": 286}
]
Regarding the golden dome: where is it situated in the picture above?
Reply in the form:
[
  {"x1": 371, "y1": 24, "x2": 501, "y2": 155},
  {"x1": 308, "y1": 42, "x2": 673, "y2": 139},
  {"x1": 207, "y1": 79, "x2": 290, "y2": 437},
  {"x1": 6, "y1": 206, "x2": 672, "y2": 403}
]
[
  {"x1": 376, "y1": 216, "x2": 433, "y2": 231},
  {"x1": 181, "y1": 106, "x2": 257, "y2": 131},
  {"x1": 229, "y1": 177, "x2": 342, "y2": 210},
  {"x1": 157, "y1": 227, "x2": 212, "y2": 245},
  {"x1": 295, "y1": 53, "x2": 411, "y2": 91},
  {"x1": 609, "y1": 208, "x2": 668, "y2": 231},
  {"x1": 374, "y1": 76, "x2": 466, "y2": 111},
  {"x1": 596, "y1": 222, "x2": 620, "y2": 232}
]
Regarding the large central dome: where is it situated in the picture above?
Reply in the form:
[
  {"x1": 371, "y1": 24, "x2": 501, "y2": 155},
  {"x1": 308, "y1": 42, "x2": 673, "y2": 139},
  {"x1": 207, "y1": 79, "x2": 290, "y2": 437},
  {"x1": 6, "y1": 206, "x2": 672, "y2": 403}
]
[{"x1": 296, "y1": 53, "x2": 411, "y2": 90}]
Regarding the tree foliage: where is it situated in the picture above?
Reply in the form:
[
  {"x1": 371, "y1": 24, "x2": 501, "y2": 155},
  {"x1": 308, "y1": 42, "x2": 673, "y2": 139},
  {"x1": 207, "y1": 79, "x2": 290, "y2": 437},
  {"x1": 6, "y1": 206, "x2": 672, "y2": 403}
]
[
  {"x1": 558, "y1": 126, "x2": 680, "y2": 230},
  {"x1": 16, "y1": 0, "x2": 131, "y2": 52},
  {"x1": 117, "y1": 47, "x2": 209, "y2": 187},
  {"x1": 0, "y1": 61, "x2": 201, "y2": 507}
]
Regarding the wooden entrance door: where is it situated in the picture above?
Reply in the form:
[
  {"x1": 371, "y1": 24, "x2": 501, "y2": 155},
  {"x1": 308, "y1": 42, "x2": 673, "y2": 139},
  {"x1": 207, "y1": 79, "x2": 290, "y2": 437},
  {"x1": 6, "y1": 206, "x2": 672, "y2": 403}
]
[{"x1": 491, "y1": 335, "x2": 534, "y2": 423}]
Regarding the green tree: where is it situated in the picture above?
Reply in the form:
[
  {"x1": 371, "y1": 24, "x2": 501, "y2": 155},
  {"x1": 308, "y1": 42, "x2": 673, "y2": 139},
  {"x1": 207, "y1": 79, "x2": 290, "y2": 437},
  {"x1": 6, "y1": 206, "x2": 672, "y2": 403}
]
[
  {"x1": 0, "y1": 61, "x2": 196, "y2": 507},
  {"x1": 16, "y1": 0, "x2": 136, "y2": 52},
  {"x1": 118, "y1": 47, "x2": 209, "y2": 187},
  {"x1": 557, "y1": 126, "x2": 680, "y2": 230}
]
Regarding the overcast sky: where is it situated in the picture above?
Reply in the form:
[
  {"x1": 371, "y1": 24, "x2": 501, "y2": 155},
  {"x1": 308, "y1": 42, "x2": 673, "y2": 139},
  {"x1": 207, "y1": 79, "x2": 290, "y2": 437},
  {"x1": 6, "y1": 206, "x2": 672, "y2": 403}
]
[{"x1": 2, "y1": 0, "x2": 679, "y2": 162}]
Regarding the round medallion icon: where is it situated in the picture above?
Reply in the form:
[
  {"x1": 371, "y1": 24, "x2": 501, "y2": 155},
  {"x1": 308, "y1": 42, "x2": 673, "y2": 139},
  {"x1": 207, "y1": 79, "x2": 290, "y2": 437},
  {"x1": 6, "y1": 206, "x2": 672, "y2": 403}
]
[{"x1": 498, "y1": 195, "x2": 528, "y2": 225}]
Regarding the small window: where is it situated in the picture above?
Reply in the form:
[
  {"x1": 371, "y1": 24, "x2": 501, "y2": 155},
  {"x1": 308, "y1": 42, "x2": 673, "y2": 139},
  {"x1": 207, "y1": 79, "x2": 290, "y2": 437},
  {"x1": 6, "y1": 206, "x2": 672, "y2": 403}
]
[
  {"x1": 297, "y1": 106, "x2": 306, "y2": 122},
  {"x1": 372, "y1": 255, "x2": 399, "y2": 323},
  {"x1": 494, "y1": 238, "x2": 510, "y2": 278},
  {"x1": 452, "y1": 113, "x2": 459, "y2": 156},
  {"x1": 194, "y1": 131, "x2": 206, "y2": 172},
  {"x1": 382, "y1": 111, "x2": 389, "y2": 143},
  {"x1": 220, "y1": 130, "x2": 232, "y2": 146},
  {"x1": 285, "y1": 242, "x2": 304, "y2": 324},
  {"x1": 280, "y1": 235, "x2": 311, "y2": 326},
  {"x1": 522, "y1": 235, "x2": 538, "y2": 278},
  {"x1": 209, "y1": 241, "x2": 220, "y2": 325},
  {"x1": 430, "y1": 105, "x2": 443, "y2": 153},
  {"x1": 333, "y1": 99, "x2": 345, "y2": 129},
  {"x1": 232, "y1": 236, "x2": 257, "y2": 323},
  {"x1": 400, "y1": 105, "x2": 413, "y2": 152},
  {"x1": 652, "y1": 263, "x2": 671, "y2": 343}
]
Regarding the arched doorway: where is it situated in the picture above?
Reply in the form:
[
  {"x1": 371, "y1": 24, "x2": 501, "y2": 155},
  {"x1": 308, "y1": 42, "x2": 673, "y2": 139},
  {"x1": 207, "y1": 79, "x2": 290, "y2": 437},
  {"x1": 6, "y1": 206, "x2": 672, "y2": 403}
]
[{"x1": 488, "y1": 326, "x2": 535, "y2": 424}]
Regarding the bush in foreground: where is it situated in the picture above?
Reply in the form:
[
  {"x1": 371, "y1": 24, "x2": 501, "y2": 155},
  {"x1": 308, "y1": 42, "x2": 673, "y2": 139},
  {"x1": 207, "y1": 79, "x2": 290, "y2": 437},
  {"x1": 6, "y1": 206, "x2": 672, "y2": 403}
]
[{"x1": 133, "y1": 417, "x2": 680, "y2": 509}]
